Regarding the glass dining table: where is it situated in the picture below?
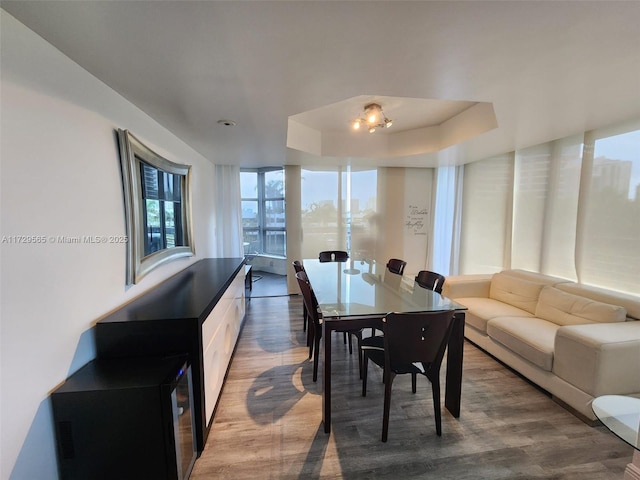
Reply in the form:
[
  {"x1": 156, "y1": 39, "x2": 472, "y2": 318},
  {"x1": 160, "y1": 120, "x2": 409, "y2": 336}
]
[
  {"x1": 303, "y1": 258, "x2": 467, "y2": 434},
  {"x1": 592, "y1": 395, "x2": 640, "y2": 479}
]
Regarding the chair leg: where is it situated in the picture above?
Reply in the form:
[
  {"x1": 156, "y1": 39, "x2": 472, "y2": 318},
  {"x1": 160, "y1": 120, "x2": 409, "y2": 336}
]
[
  {"x1": 431, "y1": 376, "x2": 442, "y2": 436},
  {"x1": 356, "y1": 335, "x2": 363, "y2": 379},
  {"x1": 312, "y1": 330, "x2": 322, "y2": 382},
  {"x1": 343, "y1": 331, "x2": 347, "y2": 344},
  {"x1": 361, "y1": 354, "x2": 369, "y2": 397},
  {"x1": 411, "y1": 373, "x2": 417, "y2": 393},
  {"x1": 382, "y1": 371, "x2": 395, "y2": 442},
  {"x1": 308, "y1": 322, "x2": 315, "y2": 359},
  {"x1": 302, "y1": 304, "x2": 307, "y2": 333},
  {"x1": 348, "y1": 333, "x2": 353, "y2": 354}
]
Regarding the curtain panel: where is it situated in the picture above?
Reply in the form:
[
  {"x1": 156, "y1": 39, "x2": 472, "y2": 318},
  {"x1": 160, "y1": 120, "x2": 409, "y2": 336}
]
[{"x1": 214, "y1": 164, "x2": 244, "y2": 257}]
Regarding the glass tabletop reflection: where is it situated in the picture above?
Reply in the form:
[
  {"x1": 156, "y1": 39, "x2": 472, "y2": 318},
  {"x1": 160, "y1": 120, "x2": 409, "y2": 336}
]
[
  {"x1": 302, "y1": 259, "x2": 465, "y2": 318},
  {"x1": 592, "y1": 395, "x2": 640, "y2": 451}
]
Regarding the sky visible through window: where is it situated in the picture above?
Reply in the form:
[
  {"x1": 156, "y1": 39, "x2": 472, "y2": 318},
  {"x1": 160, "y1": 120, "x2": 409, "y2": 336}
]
[
  {"x1": 301, "y1": 170, "x2": 377, "y2": 210},
  {"x1": 595, "y1": 129, "x2": 640, "y2": 200}
]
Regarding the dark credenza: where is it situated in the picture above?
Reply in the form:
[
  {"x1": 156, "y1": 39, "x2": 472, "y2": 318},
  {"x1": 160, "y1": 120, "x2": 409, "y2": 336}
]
[{"x1": 95, "y1": 257, "x2": 246, "y2": 453}]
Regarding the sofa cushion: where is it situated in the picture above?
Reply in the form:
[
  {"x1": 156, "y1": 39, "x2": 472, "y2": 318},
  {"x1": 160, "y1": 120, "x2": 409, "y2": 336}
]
[
  {"x1": 535, "y1": 286, "x2": 627, "y2": 326},
  {"x1": 554, "y1": 322, "x2": 640, "y2": 396},
  {"x1": 487, "y1": 317, "x2": 559, "y2": 371},
  {"x1": 455, "y1": 297, "x2": 534, "y2": 334},
  {"x1": 556, "y1": 282, "x2": 640, "y2": 321},
  {"x1": 489, "y1": 272, "x2": 545, "y2": 314}
]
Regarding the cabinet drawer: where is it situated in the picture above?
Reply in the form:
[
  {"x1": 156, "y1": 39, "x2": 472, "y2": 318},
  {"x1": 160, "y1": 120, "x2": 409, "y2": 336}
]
[{"x1": 202, "y1": 298, "x2": 231, "y2": 348}]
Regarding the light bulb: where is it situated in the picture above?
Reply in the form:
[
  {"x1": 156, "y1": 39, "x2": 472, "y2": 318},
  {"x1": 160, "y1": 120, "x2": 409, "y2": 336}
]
[
  {"x1": 368, "y1": 126, "x2": 376, "y2": 133},
  {"x1": 368, "y1": 112, "x2": 377, "y2": 124},
  {"x1": 353, "y1": 119, "x2": 361, "y2": 130},
  {"x1": 385, "y1": 119, "x2": 393, "y2": 128}
]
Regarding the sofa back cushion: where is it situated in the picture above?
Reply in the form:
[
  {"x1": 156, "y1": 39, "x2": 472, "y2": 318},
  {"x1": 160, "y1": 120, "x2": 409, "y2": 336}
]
[
  {"x1": 499, "y1": 269, "x2": 570, "y2": 287},
  {"x1": 556, "y1": 282, "x2": 640, "y2": 321},
  {"x1": 489, "y1": 272, "x2": 545, "y2": 314},
  {"x1": 536, "y1": 286, "x2": 627, "y2": 326}
]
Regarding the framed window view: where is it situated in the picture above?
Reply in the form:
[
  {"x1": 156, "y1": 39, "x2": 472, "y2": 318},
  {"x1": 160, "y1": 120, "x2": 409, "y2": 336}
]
[{"x1": 117, "y1": 129, "x2": 194, "y2": 285}]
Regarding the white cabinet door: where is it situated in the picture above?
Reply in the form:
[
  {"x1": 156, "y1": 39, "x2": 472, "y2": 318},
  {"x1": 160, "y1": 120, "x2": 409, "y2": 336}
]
[{"x1": 202, "y1": 268, "x2": 246, "y2": 424}]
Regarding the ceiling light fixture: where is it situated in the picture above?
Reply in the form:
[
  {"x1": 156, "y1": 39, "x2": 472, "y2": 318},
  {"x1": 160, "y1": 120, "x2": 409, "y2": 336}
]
[{"x1": 352, "y1": 103, "x2": 392, "y2": 133}]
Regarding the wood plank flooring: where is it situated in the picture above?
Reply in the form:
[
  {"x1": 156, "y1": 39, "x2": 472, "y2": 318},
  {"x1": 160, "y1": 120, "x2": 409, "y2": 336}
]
[
  {"x1": 190, "y1": 294, "x2": 633, "y2": 479},
  {"x1": 248, "y1": 271, "x2": 288, "y2": 298}
]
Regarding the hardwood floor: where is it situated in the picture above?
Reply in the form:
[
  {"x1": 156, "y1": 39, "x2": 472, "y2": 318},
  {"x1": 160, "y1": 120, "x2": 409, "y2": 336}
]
[
  {"x1": 248, "y1": 271, "x2": 288, "y2": 298},
  {"x1": 191, "y1": 294, "x2": 633, "y2": 479}
]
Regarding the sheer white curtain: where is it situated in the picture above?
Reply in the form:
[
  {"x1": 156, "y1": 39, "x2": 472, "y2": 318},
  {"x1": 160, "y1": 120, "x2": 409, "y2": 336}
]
[
  {"x1": 581, "y1": 124, "x2": 640, "y2": 294},
  {"x1": 539, "y1": 136, "x2": 583, "y2": 279},
  {"x1": 458, "y1": 119, "x2": 639, "y2": 296},
  {"x1": 511, "y1": 135, "x2": 582, "y2": 280},
  {"x1": 459, "y1": 153, "x2": 514, "y2": 274},
  {"x1": 346, "y1": 168, "x2": 379, "y2": 262},
  {"x1": 298, "y1": 166, "x2": 379, "y2": 259},
  {"x1": 432, "y1": 165, "x2": 464, "y2": 276},
  {"x1": 214, "y1": 164, "x2": 244, "y2": 257},
  {"x1": 285, "y1": 165, "x2": 302, "y2": 294},
  {"x1": 300, "y1": 167, "x2": 345, "y2": 258}
]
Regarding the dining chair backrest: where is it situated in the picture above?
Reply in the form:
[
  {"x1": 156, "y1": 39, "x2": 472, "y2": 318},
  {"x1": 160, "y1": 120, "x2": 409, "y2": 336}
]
[
  {"x1": 382, "y1": 310, "x2": 454, "y2": 373},
  {"x1": 295, "y1": 271, "x2": 320, "y2": 327},
  {"x1": 386, "y1": 258, "x2": 407, "y2": 275},
  {"x1": 319, "y1": 250, "x2": 349, "y2": 262},
  {"x1": 415, "y1": 270, "x2": 446, "y2": 294},
  {"x1": 293, "y1": 260, "x2": 308, "y2": 327}
]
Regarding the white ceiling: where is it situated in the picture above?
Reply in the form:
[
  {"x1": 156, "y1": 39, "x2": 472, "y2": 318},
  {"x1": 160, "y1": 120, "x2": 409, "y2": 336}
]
[{"x1": 2, "y1": 1, "x2": 640, "y2": 168}]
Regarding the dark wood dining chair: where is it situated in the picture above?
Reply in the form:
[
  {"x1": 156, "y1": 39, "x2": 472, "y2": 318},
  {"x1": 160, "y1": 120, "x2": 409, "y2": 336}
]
[
  {"x1": 319, "y1": 250, "x2": 349, "y2": 262},
  {"x1": 295, "y1": 271, "x2": 363, "y2": 381},
  {"x1": 292, "y1": 261, "x2": 308, "y2": 333},
  {"x1": 415, "y1": 270, "x2": 446, "y2": 294},
  {"x1": 317, "y1": 250, "x2": 353, "y2": 346},
  {"x1": 386, "y1": 258, "x2": 407, "y2": 275},
  {"x1": 361, "y1": 310, "x2": 455, "y2": 442}
]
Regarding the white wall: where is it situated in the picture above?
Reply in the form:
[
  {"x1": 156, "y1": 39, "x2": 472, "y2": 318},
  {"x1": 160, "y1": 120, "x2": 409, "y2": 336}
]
[
  {"x1": 0, "y1": 11, "x2": 217, "y2": 480},
  {"x1": 376, "y1": 167, "x2": 432, "y2": 276}
]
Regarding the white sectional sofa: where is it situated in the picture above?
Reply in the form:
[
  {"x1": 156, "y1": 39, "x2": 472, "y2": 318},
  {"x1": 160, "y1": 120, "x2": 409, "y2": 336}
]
[{"x1": 442, "y1": 269, "x2": 640, "y2": 421}]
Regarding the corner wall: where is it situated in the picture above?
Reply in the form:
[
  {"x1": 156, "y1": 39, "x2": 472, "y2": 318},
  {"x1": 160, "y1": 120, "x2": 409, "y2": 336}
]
[{"x1": 0, "y1": 11, "x2": 217, "y2": 480}]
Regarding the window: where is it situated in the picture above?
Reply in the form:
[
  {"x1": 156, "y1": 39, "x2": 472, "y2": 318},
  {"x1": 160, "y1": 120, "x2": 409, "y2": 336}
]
[
  {"x1": 299, "y1": 167, "x2": 379, "y2": 260},
  {"x1": 241, "y1": 168, "x2": 286, "y2": 256},
  {"x1": 457, "y1": 120, "x2": 640, "y2": 296},
  {"x1": 118, "y1": 129, "x2": 194, "y2": 285},
  {"x1": 582, "y1": 127, "x2": 640, "y2": 294},
  {"x1": 140, "y1": 162, "x2": 184, "y2": 255}
]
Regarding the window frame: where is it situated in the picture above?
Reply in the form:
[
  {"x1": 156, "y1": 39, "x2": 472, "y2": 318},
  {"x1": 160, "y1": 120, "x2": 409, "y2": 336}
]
[
  {"x1": 241, "y1": 167, "x2": 286, "y2": 257},
  {"x1": 118, "y1": 129, "x2": 194, "y2": 285}
]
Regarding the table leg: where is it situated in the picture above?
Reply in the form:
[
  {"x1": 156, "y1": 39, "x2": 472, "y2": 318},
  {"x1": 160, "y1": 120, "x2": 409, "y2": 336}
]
[
  {"x1": 322, "y1": 322, "x2": 332, "y2": 433},
  {"x1": 624, "y1": 450, "x2": 640, "y2": 480},
  {"x1": 445, "y1": 311, "x2": 465, "y2": 417}
]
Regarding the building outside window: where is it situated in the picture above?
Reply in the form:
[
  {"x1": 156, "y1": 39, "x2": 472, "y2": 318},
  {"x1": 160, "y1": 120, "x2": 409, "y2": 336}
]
[
  {"x1": 141, "y1": 162, "x2": 184, "y2": 255},
  {"x1": 240, "y1": 168, "x2": 286, "y2": 257}
]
